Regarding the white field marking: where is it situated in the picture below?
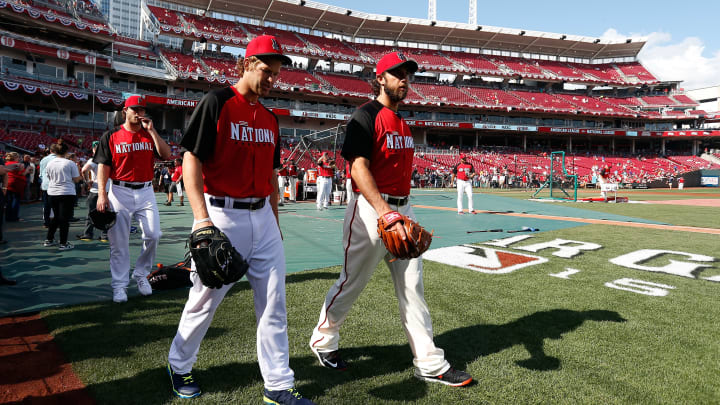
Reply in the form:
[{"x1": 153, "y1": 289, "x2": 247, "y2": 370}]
[
  {"x1": 550, "y1": 268, "x2": 581, "y2": 279},
  {"x1": 515, "y1": 239, "x2": 602, "y2": 258},
  {"x1": 604, "y1": 278, "x2": 676, "y2": 297},
  {"x1": 609, "y1": 249, "x2": 715, "y2": 279},
  {"x1": 483, "y1": 234, "x2": 534, "y2": 247},
  {"x1": 423, "y1": 244, "x2": 548, "y2": 274}
]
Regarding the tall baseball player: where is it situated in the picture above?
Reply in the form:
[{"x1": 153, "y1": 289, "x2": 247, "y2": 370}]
[
  {"x1": 452, "y1": 154, "x2": 476, "y2": 214},
  {"x1": 315, "y1": 152, "x2": 334, "y2": 210},
  {"x1": 309, "y1": 52, "x2": 473, "y2": 387},
  {"x1": 166, "y1": 35, "x2": 314, "y2": 405},
  {"x1": 94, "y1": 95, "x2": 171, "y2": 303}
]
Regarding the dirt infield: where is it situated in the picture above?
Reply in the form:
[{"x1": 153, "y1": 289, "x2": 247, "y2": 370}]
[
  {"x1": 643, "y1": 199, "x2": 720, "y2": 207},
  {"x1": 412, "y1": 204, "x2": 720, "y2": 235},
  {"x1": 0, "y1": 313, "x2": 94, "y2": 404}
]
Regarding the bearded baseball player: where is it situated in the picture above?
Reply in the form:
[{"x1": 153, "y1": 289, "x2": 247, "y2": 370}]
[
  {"x1": 452, "y1": 154, "x2": 476, "y2": 214},
  {"x1": 309, "y1": 52, "x2": 473, "y2": 387},
  {"x1": 166, "y1": 35, "x2": 315, "y2": 405},
  {"x1": 94, "y1": 95, "x2": 171, "y2": 303}
]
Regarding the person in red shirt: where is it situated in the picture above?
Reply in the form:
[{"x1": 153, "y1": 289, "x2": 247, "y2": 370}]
[
  {"x1": 309, "y1": 52, "x2": 472, "y2": 387},
  {"x1": 285, "y1": 158, "x2": 298, "y2": 202},
  {"x1": 166, "y1": 35, "x2": 314, "y2": 405},
  {"x1": 315, "y1": 152, "x2": 335, "y2": 210},
  {"x1": 3, "y1": 152, "x2": 31, "y2": 222},
  {"x1": 0, "y1": 160, "x2": 23, "y2": 245},
  {"x1": 451, "y1": 154, "x2": 476, "y2": 214},
  {"x1": 166, "y1": 158, "x2": 184, "y2": 206},
  {"x1": 94, "y1": 95, "x2": 171, "y2": 303},
  {"x1": 277, "y1": 158, "x2": 288, "y2": 206}
]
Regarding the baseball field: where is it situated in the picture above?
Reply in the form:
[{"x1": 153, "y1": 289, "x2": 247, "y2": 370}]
[{"x1": 1, "y1": 187, "x2": 719, "y2": 404}]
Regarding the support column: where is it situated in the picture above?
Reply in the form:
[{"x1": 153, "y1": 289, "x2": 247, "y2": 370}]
[
  {"x1": 475, "y1": 132, "x2": 479, "y2": 148},
  {"x1": 632, "y1": 139, "x2": 636, "y2": 155},
  {"x1": 568, "y1": 136, "x2": 572, "y2": 153},
  {"x1": 611, "y1": 138, "x2": 615, "y2": 153},
  {"x1": 692, "y1": 140, "x2": 698, "y2": 155},
  {"x1": 523, "y1": 135, "x2": 527, "y2": 152},
  {"x1": 661, "y1": 139, "x2": 666, "y2": 154}
]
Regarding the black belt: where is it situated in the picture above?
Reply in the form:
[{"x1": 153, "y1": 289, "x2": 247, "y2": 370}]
[
  {"x1": 209, "y1": 197, "x2": 266, "y2": 210},
  {"x1": 386, "y1": 196, "x2": 409, "y2": 206},
  {"x1": 112, "y1": 180, "x2": 151, "y2": 189}
]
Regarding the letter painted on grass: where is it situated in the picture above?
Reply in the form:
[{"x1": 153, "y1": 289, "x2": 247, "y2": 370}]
[
  {"x1": 423, "y1": 245, "x2": 547, "y2": 274},
  {"x1": 609, "y1": 250, "x2": 715, "y2": 279}
]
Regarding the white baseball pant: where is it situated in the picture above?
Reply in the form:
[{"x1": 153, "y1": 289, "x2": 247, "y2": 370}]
[
  {"x1": 287, "y1": 177, "x2": 297, "y2": 201},
  {"x1": 316, "y1": 176, "x2": 332, "y2": 208},
  {"x1": 456, "y1": 178, "x2": 474, "y2": 213},
  {"x1": 107, "y1": 183, "x2": 161, "y2": 290},
  {"x1": 277, "y1": 175, "x2": 286, "y2": 202},
  {"x1": 309, "y1": 193, "x2": 451, "y2": 376},
  {"x1": 168, "y1": 195, "x2": 294, "y2": 391}
]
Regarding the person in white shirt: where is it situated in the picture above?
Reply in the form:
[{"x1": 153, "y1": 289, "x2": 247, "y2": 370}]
[
  {"x1": 43, "y1": 143, "x2": 82, "y2": 251},
  {"x1": 77, "y1": 141, "x2": 109, "y2": 242}
]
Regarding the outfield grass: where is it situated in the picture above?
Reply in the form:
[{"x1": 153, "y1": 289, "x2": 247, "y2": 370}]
[{"x1": 43, "y1": 214, "x2": 720, "y2": 404}]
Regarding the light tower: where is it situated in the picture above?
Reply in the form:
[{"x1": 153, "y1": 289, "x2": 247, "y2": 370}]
[
  {"x1": 428, "y1": 0, "x2": 436, "y2": 21},
  {"x1": 469, "y1": 0, "x2": 477, "y2": 25}
]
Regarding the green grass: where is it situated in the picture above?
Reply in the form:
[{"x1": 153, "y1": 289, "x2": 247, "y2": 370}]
[{"x1": 42, "y1": 219, "x2": 720, "y2": 404}]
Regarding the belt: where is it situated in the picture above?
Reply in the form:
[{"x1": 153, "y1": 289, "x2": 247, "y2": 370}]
[
  {"x1": 385, "y1": 196, "x2": 409, "y2": 206},
  {"x1": 209, "y1": 197, "x2": 266, "y2": 210},
  {"x1": 112, "y1": 180, "x2": 151, "y2": 189}
]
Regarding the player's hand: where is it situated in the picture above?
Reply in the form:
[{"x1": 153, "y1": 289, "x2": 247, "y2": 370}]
[
  {"x1": 96, "y1": 192, "x2": 109, "y2": 212},
  {"x1": 140, "y1": 117, "x2": 154, "y2": 131},
  {"x1": 390, "y1": 219, "x2": 408, "y2": 240}
]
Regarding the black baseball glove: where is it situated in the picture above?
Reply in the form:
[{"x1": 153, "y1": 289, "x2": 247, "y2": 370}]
[{"x1": 188, "y1": 226, "x2": 249, "y2": 288}]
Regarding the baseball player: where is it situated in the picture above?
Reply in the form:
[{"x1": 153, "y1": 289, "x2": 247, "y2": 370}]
[
  {"x1": 285, "y1": 159, "x2": 298, "y2": 202},
  {"x1": 168, "y1": 158, "x2": 184, "y2": 206},
  {"x1": 309, "y1": 52, "x2": 473, "y2": 387},
  {"x1": 452, "y1": 154, "x2": 476, "y2": 214},
  {"x1": 315, "y1": 152, "x2": 334, "y2": 210},
  {"x1": 166, "y1": 35, "x2": 314, "y2": 405},
  {"x1": 94, "y1": 95, "x2": 171, "y2": 303}
]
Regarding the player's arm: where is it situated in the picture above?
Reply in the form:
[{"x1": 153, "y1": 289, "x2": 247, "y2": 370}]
[
  {"x1": 183, "y1": 151, "x2": 212, "y2": 231},
  {"x1": 96, "y1": 164, "x2": 111, "y2": 211},
  {"x1": 352, "y1": 157, "x2": 407, "y2": 240},
  {"x1": 270, "y1": 168, "x2": 280, "y2": 227}
]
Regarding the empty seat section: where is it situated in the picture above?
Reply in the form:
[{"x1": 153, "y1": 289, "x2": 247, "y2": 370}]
[
  {"x1": 511, "y1": 91, "x2": 576, "y2": 111},
  {"x1": 162, "y1": 49, "x2": 207, "y2": 75},
  {"x1": 302, "y1": 35, "x2": 359, "y2": 59},
  {"x1": 243, "y1": 24, "x2": 306, "y2": 49},
  {"x1": 147, "y1": 6, "x2": 182, "y2": 26},
  {"x1": 462, "y1": 88, "x2": 529, "y2": 109},
  {"x1": 179, "y1": 12, "x2": 245, "y2": 37},
  {"x1": 488, "y1": 56, "x2": 546, "y2": 77},
  {"x1": 276, "y1": 68, "x2": 323, "y2": 90},
  {"x1": 317, "y1": 72, "x2": 372, "y2": 96},
  {"x1": 616, "y1": 62, "x2": 658, "y2": 83},
  {"x1": 641, "y1": 96, "x2": 677, "y2": 107},
  {"x1": 444, "y1": 52, "x2": 504, "y2": 74},
  {"x1": 537, "y1": 60, "x2": 587, "y2": 81},
  {"x1": 400, "y1": 48, "x2": 455, "y2": 70},
  {"x1": 671, "y1": 95, "x2": 699, "y2": 106},
  {"x1": 572, "y1": 63, "x2": 624, "y2": 83},
  {"x1": 411, "y1": 84, "x2": 477, "y2": 106}
]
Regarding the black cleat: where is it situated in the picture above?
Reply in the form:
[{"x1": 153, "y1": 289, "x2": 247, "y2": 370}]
[
  {"x1": 414, "y1": 367, "x2": 473, "y2": 387},
  {"x1": 167, "y1": 364, "x2": 201, "y2": 398},
  {"x1": 310, "y1": 347, "x2": 348, "y2": 370}
]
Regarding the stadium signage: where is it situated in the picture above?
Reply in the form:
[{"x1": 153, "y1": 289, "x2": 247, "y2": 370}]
[
  {"x1": 144, "y1": 95, "x2": 198, "y2": 108},
  {"x1": 425, "y1": 235, "x2": 718, "y2": 297},
  {"x1": 290, "y1": 110, "x2": 351, "y2": 120}
]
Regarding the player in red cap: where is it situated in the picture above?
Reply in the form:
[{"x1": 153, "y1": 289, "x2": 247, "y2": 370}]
[
  {"x1": 166, "y1": 35, "x2": 315, "y2": 405},
  {"x1": 452, "y1": 153, "x2": 477, "y2": 214},
  {"x1": 309, "y1": 51, "x2": 473, "y2": 387},
  {"x1": 94, "y1": 95, "x2": 171, "y2": 303}
]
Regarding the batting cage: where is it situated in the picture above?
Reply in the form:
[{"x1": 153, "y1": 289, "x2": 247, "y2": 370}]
[{"x1": 532, "y1": 151, "x2": 578, "y2": 201}]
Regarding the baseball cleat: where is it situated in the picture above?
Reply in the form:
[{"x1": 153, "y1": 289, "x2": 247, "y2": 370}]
[
  {"x1": 167, "y1": 364, "x2": 202, "y2": 398},
  {"x1": 414, "y1": 367, "x2": 472, "y2": 387},
  {"x1": 136, "y1": 276, "x2": 152, "y2": 296},
  {"x1": 469, "y1": 210, "x2": 477, "y2": 214},
  {"x1": 263, "y1": 387, "x2": 314, "y2": 404},
  {"x1": 76, "y1": 234, "x2": 94, "y2": 241},
  {"x1": 58, "y1": 243, "x2": 74, "y2": 251},
  {"x1": 43, "y1": 239, "x2": 57, "y2": 247},
  {"x1": 112, "y1": 288, "x2": 127, "y2": 303},
  {"x1": 310, "y1": 347, "x2": 347, "y2": 371}
]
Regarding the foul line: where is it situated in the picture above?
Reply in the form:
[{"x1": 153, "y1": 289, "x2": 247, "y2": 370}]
[{"x1": 411, "y1": 204, "x2": 720, "y2": 235}]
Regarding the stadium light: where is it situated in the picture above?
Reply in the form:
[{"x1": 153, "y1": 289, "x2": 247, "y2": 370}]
[
  {"x1": 430, "y1": 21, "x2": 436, "y2": 26},
  {"x1": 594, "y1": 39, "x2": 600, "y2": 43},
  {"x1": 299, "y1": 0, "x2": 305, "y2": 6},
  {"x1": 519, "y1": 30, "x2": 525, "y2": 36},
  {"x1": 560, "y1": 35, "x2": 567, "y2": 40},
  {"x1": 626, "y1": 38, "x2": 632, "y2": 43}
]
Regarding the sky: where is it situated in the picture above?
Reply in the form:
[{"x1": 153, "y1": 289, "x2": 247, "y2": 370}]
[{"x1": 316, "y1": 0, "x2": 720, "y2": 90}]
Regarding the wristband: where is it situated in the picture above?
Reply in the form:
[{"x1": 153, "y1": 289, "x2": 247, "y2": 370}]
[{"x1": 193, "y1": 217, "x2": 211, "y2": 225}]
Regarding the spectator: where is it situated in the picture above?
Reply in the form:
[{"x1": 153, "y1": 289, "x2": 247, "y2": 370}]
[
  {"x1": 43, "y1": 142, "x2": 82, "y2": 251},
  {"x1": 39, "y1": 146, "x2": 58, "y2": 227},
  {"x1": 4, "y1": 152, "x2": 30, "y2": 222}
]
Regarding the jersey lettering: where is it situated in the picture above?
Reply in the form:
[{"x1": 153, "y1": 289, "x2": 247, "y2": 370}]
[
  {"x1": 386, "y1": 132, "x2": 414, "y2": 150},
  {"x1": 230, "y1": 122, "x2": 276, "y2": 144},
  {"x1": 114, "y1": 142, "x2": 153, "y2": 154}
]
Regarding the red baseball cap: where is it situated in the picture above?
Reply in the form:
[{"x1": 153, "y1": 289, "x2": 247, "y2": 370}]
[
  {"x1": 459, "y1": 153, "x2": 466, "y2": 159},
  {"x1": 376, "y1": 51, "x2": 418, "y2": 76},
  {"x1": 124, "y1": 95, "x2": 146, "y2": 109},
  {"x1": 245, "y1": 35, "x2": 292, "y2": 65}
]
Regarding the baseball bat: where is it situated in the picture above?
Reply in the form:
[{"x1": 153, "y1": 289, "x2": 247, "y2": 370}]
[
  {"x1": 466, "y1": 229, "x2": 503, "y2": 233},
  {"x1": 507, "y1": 227, "x2": 539, "y2": 233}
]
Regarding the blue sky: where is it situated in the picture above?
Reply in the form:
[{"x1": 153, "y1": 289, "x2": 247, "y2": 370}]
[{"x1": 318, "y1": 0, "x2": 720, "y2": 89}]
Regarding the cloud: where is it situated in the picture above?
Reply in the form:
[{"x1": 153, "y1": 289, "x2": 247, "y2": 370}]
[{"x1": 601, "y1": 28, "x2": 720, "y2": 90}]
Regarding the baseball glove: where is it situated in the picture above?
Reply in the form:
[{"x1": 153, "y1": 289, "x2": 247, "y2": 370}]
[
  {"x1": 187, "y1": 226, "x2": 249, "y2": 288},
  {"x1": 377, "y1": 211, "x2": 433, "y2": 260}
]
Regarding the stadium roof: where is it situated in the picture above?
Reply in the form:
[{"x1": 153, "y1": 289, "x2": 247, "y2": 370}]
[{"x1": 169, "y1": 0, "x2": 647, "y2": 60}]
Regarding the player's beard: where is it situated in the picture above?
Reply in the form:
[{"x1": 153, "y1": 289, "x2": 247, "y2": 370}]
[{"x1": 384, "y1": 84, "x2": 408, "y2": 104}]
